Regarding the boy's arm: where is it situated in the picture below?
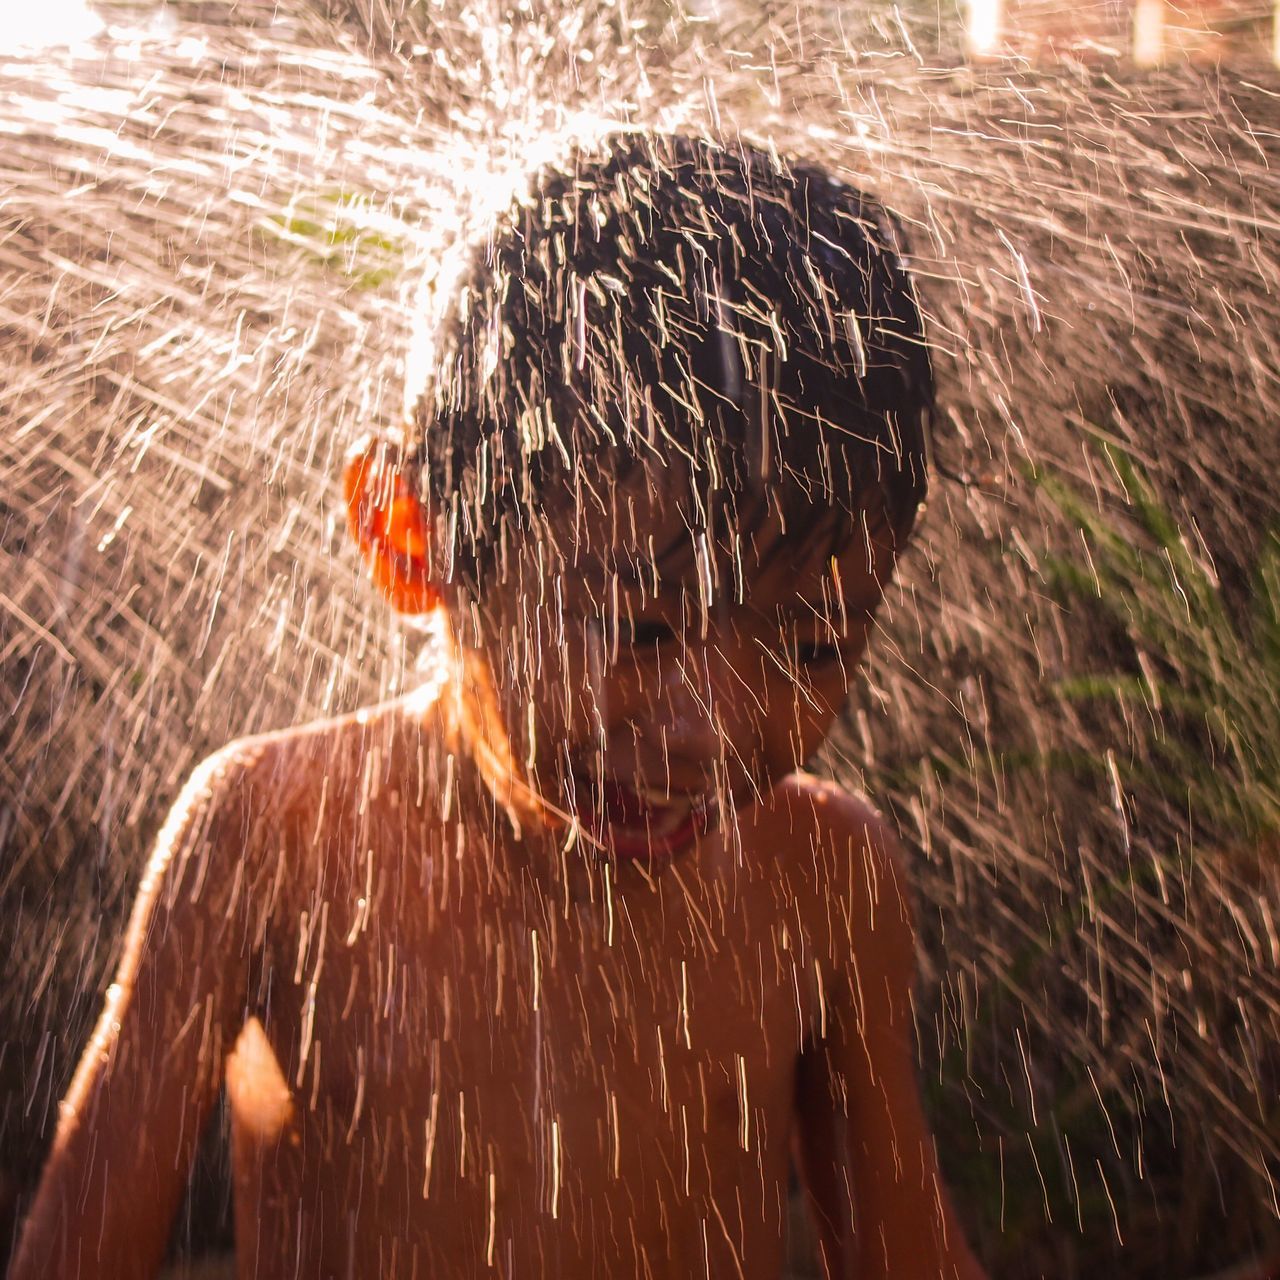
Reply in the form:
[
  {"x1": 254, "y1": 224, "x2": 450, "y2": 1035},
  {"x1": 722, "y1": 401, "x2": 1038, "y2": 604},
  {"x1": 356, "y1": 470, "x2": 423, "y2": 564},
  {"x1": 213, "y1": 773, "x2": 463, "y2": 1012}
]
[
  {"x1": 11, "y1": 746, "x2": 263, "y2": 1280},
  {"x1": 795, "y1": 796, "x2": 986, "y2": 1280}
]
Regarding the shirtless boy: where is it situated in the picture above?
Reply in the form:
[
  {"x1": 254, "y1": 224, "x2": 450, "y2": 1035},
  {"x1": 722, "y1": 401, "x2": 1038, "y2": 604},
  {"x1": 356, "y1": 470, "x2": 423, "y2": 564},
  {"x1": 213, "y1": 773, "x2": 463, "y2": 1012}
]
[{"x1": 13, "y1": 132, "x2": 985, "y2": 1280}]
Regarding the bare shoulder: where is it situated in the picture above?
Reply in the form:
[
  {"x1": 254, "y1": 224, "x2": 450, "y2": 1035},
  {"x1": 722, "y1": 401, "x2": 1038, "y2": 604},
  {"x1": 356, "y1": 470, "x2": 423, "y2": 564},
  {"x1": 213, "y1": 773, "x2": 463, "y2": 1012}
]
[
  {"x1": 140, "y1": 701, "x2": 428, "y2": 958},
  {"x1": 774, "y1": 769, "x2": 903, "y2": 877},
  {"x1": 776, "y1": 770, "x2": 891, "y2": 840},
  {"x1": 774, "y1": 771, "x2": 916, "y2": 964},
  {"x1": 195, "y1": 696, "x2": 432, "y2": 821}
]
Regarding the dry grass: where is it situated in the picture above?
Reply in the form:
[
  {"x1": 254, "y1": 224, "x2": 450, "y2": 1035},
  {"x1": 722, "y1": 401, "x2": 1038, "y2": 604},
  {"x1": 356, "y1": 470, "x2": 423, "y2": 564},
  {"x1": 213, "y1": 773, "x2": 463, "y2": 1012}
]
[{"x1": 1, "y1": 1, "x2": 1277, "y2": 1274}]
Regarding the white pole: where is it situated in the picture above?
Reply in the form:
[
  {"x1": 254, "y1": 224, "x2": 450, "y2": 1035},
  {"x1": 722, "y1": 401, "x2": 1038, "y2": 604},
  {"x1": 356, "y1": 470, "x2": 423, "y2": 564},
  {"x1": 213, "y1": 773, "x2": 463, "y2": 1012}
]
[
  {"x1": 967, "y1": 0, "x2": 1002, "y2": 56},
  {"x1": 1133, "y1": 0, "x2": 1165, "y2": 65}
]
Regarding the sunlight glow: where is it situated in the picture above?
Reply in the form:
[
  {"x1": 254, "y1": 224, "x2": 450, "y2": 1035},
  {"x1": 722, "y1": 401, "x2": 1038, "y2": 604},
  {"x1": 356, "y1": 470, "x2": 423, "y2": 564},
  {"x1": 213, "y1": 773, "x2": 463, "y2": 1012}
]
[
  {"x1": 1133, "y1": 0, "x2": 1165, "y2": 65},
  {"x1": 0, "y1": 0, "x2": 103, "y2": 53},
  {"x1": 966, "y1": 0, "x2": 1001, "y2": 56}
]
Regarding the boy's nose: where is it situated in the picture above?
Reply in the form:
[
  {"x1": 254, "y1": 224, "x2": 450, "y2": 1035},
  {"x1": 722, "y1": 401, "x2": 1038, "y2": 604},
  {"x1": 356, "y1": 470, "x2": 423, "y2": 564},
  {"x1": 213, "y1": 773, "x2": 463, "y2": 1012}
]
[
  {"x1": 593, "y1": 636, "x2": 757, "y2": 788},
  {"x1": 654, "y1": 651, "x2": 723, "y2": 758},
  {"x1": 621, "y1": 643, "x2": 759, "y2": 792}
]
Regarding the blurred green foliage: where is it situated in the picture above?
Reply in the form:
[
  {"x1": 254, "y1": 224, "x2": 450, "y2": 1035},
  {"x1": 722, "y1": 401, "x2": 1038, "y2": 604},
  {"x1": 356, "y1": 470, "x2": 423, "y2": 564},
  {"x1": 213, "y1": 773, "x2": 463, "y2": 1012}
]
[
  {"x1": 261, "y1": 190, "x2": 405, "y2": 291},
  {"x1": 915, "y1": 438, "x2": 1280, "y2": 1276},
  {"x1": 1035, "y1": 431, "x2": 1279, "y2": 871}
]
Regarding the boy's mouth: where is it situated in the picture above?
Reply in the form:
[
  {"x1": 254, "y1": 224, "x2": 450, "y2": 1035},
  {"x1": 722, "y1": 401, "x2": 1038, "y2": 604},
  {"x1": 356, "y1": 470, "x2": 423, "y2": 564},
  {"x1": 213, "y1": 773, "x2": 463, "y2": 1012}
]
[{"x1": 569, "y1": 773, "x2": 716, "y2": 862}]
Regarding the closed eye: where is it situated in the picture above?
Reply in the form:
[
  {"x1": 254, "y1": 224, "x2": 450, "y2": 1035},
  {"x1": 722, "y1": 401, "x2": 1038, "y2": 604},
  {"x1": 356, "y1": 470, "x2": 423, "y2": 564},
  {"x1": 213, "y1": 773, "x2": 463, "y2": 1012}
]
[
  {"x1": 614, "y1": 618, "x2": 675, "y2": 648},
  {"x1": 794, "y1": 642, "x2": 845, "y2": 667}
]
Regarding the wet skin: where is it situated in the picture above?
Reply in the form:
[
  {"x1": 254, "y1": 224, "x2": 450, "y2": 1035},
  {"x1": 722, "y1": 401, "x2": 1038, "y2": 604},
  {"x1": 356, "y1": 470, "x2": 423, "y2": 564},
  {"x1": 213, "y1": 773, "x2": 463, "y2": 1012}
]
[
  {"x1": 457, "y1": 477, "x2": 896, "y2": 858},
  {"x1": 221, "y1": 713, "x2": 893, "y2": 1279},
  {"x1": 220, "y1": 519, "x2": 907, "y2": 1279},
  {"x1": 12, "y1": 484, "x2": 985, "y2": 1280}
]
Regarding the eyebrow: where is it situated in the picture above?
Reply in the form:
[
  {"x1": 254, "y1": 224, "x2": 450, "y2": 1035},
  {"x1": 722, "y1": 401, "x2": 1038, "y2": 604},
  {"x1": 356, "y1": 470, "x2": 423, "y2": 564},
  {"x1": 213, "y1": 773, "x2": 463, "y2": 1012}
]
[{"x1": 606, "y1": 558, "x2": 877, "y2": 606}]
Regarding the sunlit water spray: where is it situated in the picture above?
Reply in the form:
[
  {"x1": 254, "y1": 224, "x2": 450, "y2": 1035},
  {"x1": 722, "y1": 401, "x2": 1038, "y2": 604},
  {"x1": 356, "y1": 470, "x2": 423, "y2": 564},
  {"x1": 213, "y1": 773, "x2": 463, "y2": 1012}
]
[
  {"x1": 1, "y1": 0, "x2": 1278, "y2": 1275},
  {"x1": 0, "y1": 0, "x2": 102, "y2": 54}
]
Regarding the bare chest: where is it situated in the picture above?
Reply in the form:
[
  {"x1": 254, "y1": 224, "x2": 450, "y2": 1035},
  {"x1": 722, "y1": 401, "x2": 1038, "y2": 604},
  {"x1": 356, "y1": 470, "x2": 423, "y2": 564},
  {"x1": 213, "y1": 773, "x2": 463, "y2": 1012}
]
[
  {"x1": 236, "y1": 832, "x2": 823, "y2": 1275},
  {"x1": 264, "y1": 855, "x2": 817, "y2": 1137}
]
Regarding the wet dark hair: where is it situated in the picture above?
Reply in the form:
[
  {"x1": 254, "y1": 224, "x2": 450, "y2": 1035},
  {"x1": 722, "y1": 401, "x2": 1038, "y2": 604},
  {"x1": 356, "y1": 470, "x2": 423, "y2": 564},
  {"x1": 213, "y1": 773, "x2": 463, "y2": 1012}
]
[{"x1": 410, "y1": 131, "x2": 933, "y2": 590}]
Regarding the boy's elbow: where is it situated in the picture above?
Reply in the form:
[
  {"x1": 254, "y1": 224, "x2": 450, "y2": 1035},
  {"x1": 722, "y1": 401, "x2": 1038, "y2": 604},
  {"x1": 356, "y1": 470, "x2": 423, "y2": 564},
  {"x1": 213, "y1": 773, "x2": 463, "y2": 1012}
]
[{"x1": 11, "y1": 743, "x2": 269, "y2": 1280}]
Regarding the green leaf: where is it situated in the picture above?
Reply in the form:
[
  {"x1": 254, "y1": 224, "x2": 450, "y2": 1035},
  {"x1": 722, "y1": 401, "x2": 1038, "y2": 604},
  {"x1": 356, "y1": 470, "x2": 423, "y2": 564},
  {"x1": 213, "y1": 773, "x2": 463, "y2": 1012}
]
[
  {"x1": 259, "y1": 189, "x2": 407, "y2": 291},
  {"x1": 1250, "y1": 528, "x2": 1280, "y2": 676},
  {"x1": 1026, "y1": 434, "x2": 1278, "y2": 868}
]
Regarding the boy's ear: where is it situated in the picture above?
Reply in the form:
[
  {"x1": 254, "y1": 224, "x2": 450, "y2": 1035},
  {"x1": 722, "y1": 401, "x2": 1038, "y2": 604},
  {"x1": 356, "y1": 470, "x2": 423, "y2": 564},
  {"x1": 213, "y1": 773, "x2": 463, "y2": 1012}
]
[{"x1": 343, "y1": 435, "x2": 445, "y2": 615}]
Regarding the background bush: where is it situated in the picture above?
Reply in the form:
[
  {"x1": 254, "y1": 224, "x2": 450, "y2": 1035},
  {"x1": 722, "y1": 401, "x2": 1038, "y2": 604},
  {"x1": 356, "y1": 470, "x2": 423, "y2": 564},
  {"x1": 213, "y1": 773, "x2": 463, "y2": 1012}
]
[{"x1": 1, "y1": 2, "x2": 1277, "y2": 1274}]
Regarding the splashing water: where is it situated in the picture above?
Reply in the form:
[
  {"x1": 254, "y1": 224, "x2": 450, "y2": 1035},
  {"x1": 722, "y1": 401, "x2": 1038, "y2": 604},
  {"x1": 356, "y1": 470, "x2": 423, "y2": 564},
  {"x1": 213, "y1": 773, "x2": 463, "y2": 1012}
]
[
  {"x1": 0, "y1": 0, "x2": 103, "y2": 54},
  {"x1": 1, "y1": 0, "x2": 1277, "y2": 1275}
]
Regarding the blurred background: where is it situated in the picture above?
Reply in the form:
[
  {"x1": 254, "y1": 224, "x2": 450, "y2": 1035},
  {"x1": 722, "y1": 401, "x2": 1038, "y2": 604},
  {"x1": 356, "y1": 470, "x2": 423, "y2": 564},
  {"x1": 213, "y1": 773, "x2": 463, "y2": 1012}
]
[{"x1": 0, "y1": 0, "x2": 1277, "y2": 1276}]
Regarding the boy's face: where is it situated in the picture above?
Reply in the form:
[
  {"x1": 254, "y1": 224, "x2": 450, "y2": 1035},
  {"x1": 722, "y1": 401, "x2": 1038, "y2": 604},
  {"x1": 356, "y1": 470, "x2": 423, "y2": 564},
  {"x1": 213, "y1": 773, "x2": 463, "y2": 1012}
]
[{"x1": 462, "y1": 473, "x2": 897, "y2": 862}]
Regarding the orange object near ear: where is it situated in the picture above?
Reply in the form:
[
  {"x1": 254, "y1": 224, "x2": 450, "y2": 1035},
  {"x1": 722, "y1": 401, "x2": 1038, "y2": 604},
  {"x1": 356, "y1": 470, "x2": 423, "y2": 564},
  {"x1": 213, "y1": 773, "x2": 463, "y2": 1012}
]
[
  {"x1": 343, "y1": 436, "x2": 443, "y2": 615},
  {"x1": 387, "y1": 495, "x2": 429, "y2": 559}
]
